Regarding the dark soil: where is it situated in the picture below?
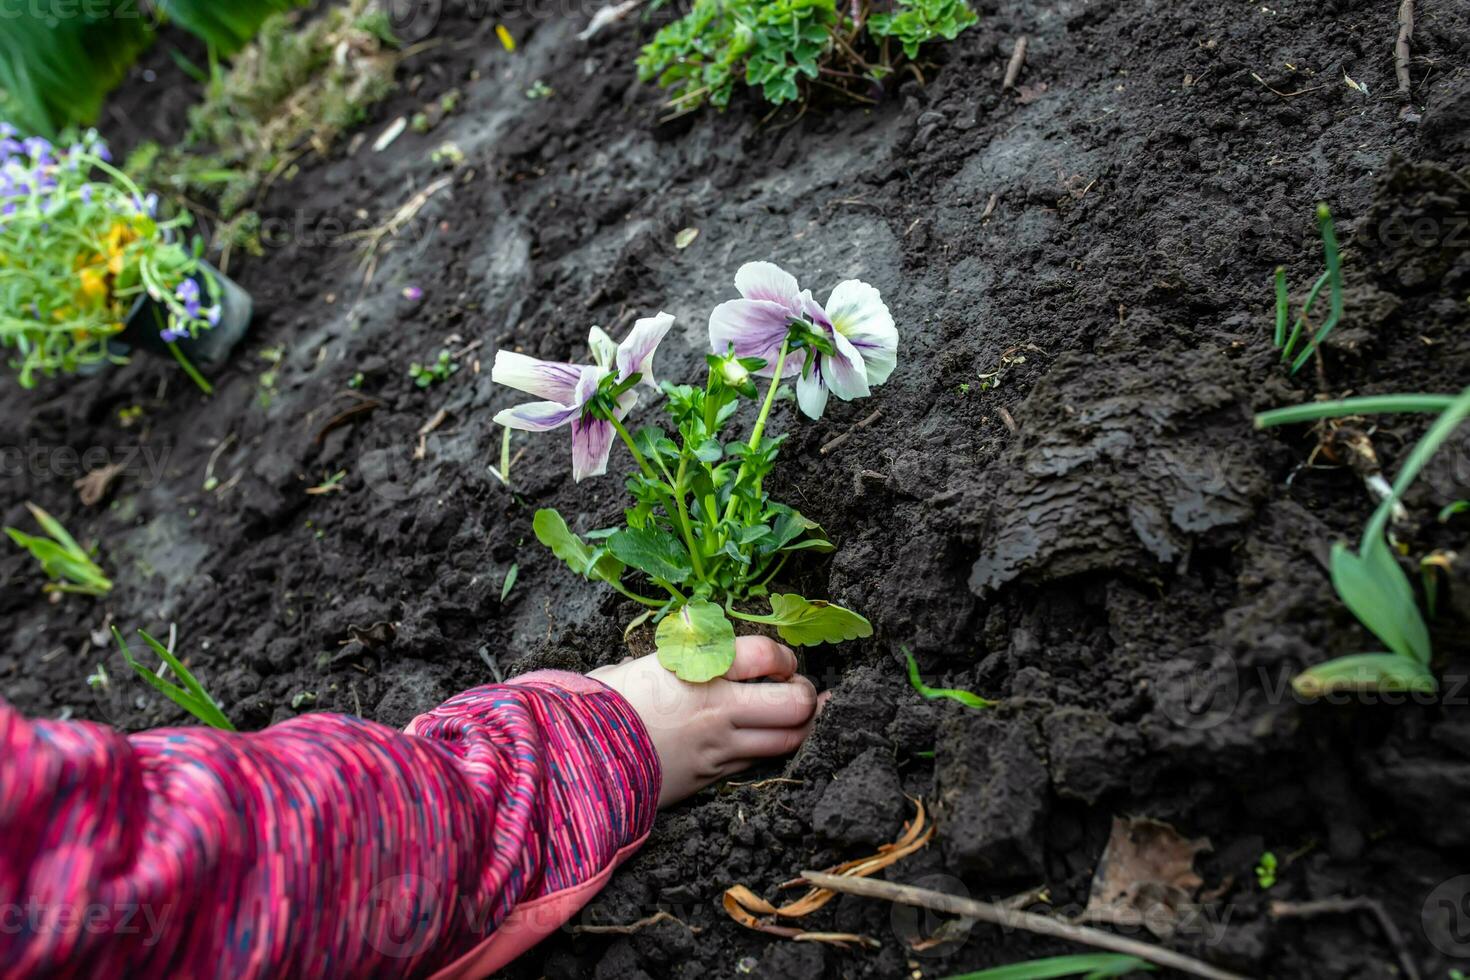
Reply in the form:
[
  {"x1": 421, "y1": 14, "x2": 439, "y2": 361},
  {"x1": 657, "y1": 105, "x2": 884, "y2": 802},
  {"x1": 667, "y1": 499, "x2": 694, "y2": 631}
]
[{"x1": 4, "y1": 0, "x2": 1470, "y2": 977}]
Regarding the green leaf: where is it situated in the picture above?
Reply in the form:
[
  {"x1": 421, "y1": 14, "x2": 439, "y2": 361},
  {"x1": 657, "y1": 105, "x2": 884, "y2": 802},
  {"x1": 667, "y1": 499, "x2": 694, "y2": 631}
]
[
  {"x1": 763, "y1": 505, "x2": 823, "y2": 552},
  {"x1": 501, "y1": 563, "x2": 519, "y2": 601},
  {"x1": 608, "y1": 527, "x2": 694, "y2": 584},
  {"x1": 693, "y1": 438, "x2": 724, "y2": 463},
  {"x1": 533, "y1": 508, "x2": 625, "y2": 585},
  {"x1": 1292, "y1": 653, "x2": 1438, "y2": 698},
  {"x1": 1330, "y1": 540, "x2": 1430, "y2": 664},
  {"x1": 114, "y1": 627, "x2": 235, "y2": 731},
  {"x1": 764, "y1": 593, "x2": 873, "y2": 646},
  {"x1": 737, "y1": 525, "x2": 772, "y2": 546},
  {"x1": 942, "y1": 953, "x2": 1154, "y2": 979},
  {"x1": 656, "y1": 600, "x2": 736, "y2": 682},
  {"x1": 906, "y1": 647, "x2": 996, "y2": 709}
]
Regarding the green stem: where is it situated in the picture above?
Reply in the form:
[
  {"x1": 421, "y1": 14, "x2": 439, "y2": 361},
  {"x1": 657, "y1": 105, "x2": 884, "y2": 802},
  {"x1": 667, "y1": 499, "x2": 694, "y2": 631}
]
[
  {"x1": 723, "y1": 339, "x2": 791, "y2": 525},
  {"x1": 672, "y1": 454, "x2": 707, "y2": 581},
  {"x1": 725, "y1": 604, "x2": 777, "y2": 625},
  {"x1": 167, "y1": 342, "x2": 213, "y2": 395},
  {"x1": 609, "y1": 414, "x2": 702, "y2": 578},
  {"x1": 609, "y1": 414, "x2": 656, "y2": 481},
  {"x1": 609, "y1": 580, "x2": 668, "y2": 608},
  {"x1": 652, "y1": 577, "x2": 688, "y2": 602},
  {"x1": 753, "y1": 553, "x2": 788, "y2": 591}
]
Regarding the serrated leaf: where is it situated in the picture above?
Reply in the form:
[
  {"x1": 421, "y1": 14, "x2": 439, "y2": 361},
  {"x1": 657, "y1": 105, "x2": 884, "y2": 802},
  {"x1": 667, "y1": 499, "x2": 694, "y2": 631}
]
[
  {"x1": 765, "y1": 593, "x2": 873, "y2": 646},
  {"x1": 533, "y1": 508, "x2": 625, "y2": 585},
  {"x1": 1292, "y1": 653, "x2": 1437, "y2": 698},
  {"x1": 608, "y1": 526, "x2": 694, "y2": 583},
  {"x1": 656, "y1": 600, "x2": 736, "y2": 682}
]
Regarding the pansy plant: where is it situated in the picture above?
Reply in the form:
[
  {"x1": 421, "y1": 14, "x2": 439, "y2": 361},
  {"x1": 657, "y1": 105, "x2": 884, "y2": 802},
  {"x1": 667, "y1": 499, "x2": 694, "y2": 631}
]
[
  {"x1": 0, "y1": 126, "x2": 220, "y2": 389},
  {"x1": 493, "y1": 262, "x2": 898, "y2": 681}
]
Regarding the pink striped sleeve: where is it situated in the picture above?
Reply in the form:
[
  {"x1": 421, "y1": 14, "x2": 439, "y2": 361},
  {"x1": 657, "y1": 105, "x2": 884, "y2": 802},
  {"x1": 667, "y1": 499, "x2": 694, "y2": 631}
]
[{"x1": 0, "y1": 669, "x2": 660, "y2": 979}]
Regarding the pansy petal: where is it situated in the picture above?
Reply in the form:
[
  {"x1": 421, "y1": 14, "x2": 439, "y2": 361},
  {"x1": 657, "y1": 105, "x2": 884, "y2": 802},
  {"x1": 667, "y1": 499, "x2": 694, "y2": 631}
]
[
  {"x1": 798, "y1": 289, "x2": 832, "y2": 330},
  {"x1": 824, "y1": 279, "x2": 898, "y2": 385},
  {"x1": 795, "y1": 361, "x2": 830, "y2": 420},
  {"x1": 493, "y1": 400, "x2": 581, "y2": 431},
  {"x1": 825, "y1": 332, "x2": 872, "y2": 401},
  {"x1": 616, "y1": 311, "x2": 674, "y2": 387},
  {"x1": 709, "y1": 298, "x2": 792, "y2": 374},
  {"x1": 570, "y1": 414, "x2": 617, "y2": 482},
  {"x1": 734, "y1": 261, "x2": 802, "y2": 310},
  {"x1": 492, "y1": 350, "x2": 585, "y2": 402},
  {"x1": 588, "y1": 326, "x2": 618, "y2": 371}
]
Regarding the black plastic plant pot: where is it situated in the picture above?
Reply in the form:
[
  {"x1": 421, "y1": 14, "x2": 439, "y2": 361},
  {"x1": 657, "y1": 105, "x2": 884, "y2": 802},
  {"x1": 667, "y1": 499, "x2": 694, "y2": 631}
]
[{"x1": 117, "y1": 260, "x2": 252, "y2": 368}]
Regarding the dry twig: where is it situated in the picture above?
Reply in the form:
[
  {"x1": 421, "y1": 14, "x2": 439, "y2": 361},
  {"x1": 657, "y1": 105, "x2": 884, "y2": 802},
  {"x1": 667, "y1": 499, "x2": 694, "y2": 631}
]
[
  {"x1": 723, "y1": 798, "x2": 934, "y2": 948},
  {"x1": 1003, "y1": 37, "x2": 1029, "y2": 90},
  {"x1": 1271, "y1": 897, "x2": 1419, "y2": 980},
  {"x1": 801, "y1": 872, "x2": 1247, "y2": 980},
  {"x1": 570, "y1": 911, "x2": 699, "y2": 936},
  {"x1": 1395, "y1": 0, "x2": 1415, "y2": 100}
]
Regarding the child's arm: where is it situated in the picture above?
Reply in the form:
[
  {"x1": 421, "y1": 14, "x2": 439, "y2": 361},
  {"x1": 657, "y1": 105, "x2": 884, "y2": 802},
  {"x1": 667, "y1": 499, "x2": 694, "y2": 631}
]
[{"x1": 0, "y1": 670, "x2": 658, "y2": 979}]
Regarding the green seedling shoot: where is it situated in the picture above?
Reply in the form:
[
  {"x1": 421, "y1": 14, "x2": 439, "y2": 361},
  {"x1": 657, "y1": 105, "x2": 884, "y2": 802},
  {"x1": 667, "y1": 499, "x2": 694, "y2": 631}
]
[
  {"x1": 1255, "y1": 851, "x2": 1278, "y2": 889},
  {"x1": 906, "y1": 647, "x2": 996, "y2": 709},
  {"x1": 1271, "y1": 203, "x2": 1344, "y2": 375},
  {"x1": 410, "y1": 349, "x2": 459, "y2": 388},
  {"x1": 113, "y1": 627, "x2": 235, "y2": 731},
  {"x1": 5, "y1": 502, "x2": 112, "y2": 596},
  {"x1": 1255, "y1": 386, "x2": 1470, "y2": 696}
]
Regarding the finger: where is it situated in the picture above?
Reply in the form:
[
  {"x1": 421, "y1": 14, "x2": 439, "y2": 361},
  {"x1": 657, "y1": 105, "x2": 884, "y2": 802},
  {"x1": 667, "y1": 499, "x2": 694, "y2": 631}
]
[
  {"x1": 724, "y1": 635, "x2": 797, "y2": 681},
  {"x1": 729, "y1": 722, "x2": 814, "y2": 760},
  {"x1": 726, "y1": 675, "x2": 818, "y2": 729}
]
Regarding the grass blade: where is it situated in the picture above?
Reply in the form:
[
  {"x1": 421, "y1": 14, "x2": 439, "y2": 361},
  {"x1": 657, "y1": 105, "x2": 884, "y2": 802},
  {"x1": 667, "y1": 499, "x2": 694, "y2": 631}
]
[
  {"x1": 943, "y1": 953, "x2": 1155, "y2": 979},
  {"x1": 1362, "y1": 386, "x2": 1470, "y2": 549},
  {"x1": 1279, "y1": 270, "x2": 1329, "y2": 363},
  {"x1": 1272, "y1": 266, "x2": 1288, "y2": 348},
  {"x1": 114, "y1": 627, "x2": 236, "y2": 731},
  {"x1": 1289, "y1": 204, "x2": 1345, "y2": 374},
  {"x1": 1330, "y1": 541, "x2": 1428, "y2": 664},
  {"x1": 1254, "y1": 394, "x2": 1458, "y2": 429},
  {"x1": 1292, "y1": 653, "x2": 1438, "y2": 698},
  {"x1": 905, "y1": 647, "x2": 996, "y2": 709}
]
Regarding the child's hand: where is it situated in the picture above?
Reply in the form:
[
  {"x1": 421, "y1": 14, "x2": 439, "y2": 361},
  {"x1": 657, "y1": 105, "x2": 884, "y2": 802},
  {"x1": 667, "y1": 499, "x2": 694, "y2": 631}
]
[{"x1": 589, "y1": 637, "x2": 824, "y2": 807}]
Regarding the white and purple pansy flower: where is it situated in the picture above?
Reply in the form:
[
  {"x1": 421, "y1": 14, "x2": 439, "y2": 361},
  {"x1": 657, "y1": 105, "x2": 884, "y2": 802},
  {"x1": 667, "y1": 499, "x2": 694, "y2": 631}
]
[
  {"x1": 492, "y1": 312, "x2": 674, "y2": 482},
  {"x1": 707, "y1": 261, "x2": 897, "y2": 420}
]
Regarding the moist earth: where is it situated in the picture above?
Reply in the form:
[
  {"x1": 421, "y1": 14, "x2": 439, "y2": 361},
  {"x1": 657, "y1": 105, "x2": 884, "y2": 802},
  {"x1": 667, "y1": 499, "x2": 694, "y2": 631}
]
[{"x1": 3, "y1": 0, "x2": 1470, "y2": 977}]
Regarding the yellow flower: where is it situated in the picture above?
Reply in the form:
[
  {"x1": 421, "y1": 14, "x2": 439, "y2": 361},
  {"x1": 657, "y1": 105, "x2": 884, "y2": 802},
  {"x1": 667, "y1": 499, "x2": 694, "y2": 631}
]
[{"x1": 77, "y1": 267, "x2": 108, "y2": 305}]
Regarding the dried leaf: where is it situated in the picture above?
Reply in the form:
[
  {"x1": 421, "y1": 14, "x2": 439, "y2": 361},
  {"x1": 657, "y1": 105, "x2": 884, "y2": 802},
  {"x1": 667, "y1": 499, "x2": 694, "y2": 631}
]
[
  {"x1": 1081, "y1": 816, "x2": 1211, "y2": 939},
  {"x1": 722, "y1": 798, "x2": 933, "y2": 949},
  {"x1": 74, "y1": 462, "x2": 125, "y2": 506}
]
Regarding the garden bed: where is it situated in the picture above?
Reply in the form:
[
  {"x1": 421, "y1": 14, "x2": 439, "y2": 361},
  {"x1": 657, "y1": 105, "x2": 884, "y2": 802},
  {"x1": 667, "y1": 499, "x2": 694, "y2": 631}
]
[{"x1": 4, "y1": 0, "x2": 1470, "y2": 976}]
